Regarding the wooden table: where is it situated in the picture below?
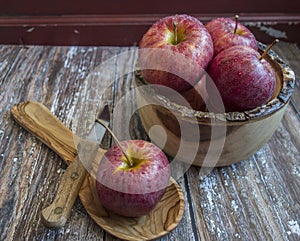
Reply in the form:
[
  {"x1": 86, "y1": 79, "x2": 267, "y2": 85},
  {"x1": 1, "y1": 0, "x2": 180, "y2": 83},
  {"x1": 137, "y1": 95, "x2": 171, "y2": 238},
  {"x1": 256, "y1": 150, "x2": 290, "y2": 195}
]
[{"x1": 0, "y1": 42, "x2": 299, "y2": 241}]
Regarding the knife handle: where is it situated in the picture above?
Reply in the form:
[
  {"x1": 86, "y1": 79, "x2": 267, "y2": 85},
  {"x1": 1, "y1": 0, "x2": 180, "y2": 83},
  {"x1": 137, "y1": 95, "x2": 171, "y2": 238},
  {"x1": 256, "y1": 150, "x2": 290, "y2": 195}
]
[
  {"x1": 11, "y1": 101, "x2": 77, "y2": 164},
  {"x1": 41, "y1": 156, "x2": 87, "y2": 228},
  {"x1": 11, "y1": 101, "x2": 104, "y2": 228}
]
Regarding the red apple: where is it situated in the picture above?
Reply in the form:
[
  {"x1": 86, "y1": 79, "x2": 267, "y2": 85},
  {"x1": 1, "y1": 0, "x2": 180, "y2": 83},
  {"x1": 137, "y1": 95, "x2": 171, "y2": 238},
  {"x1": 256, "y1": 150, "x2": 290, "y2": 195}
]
[
  {"x1": 205, "y1": 16, "x2": 258, "y2": 56},
  {"x1": 208, "y1": 45, "x2": 276, "y2": 112},
  {"x1": 96, "y1": 139, "x2": 170, "y2": 217},
  {"x1": 138, "y1": 14, "x2": 214, "y2": 92}
]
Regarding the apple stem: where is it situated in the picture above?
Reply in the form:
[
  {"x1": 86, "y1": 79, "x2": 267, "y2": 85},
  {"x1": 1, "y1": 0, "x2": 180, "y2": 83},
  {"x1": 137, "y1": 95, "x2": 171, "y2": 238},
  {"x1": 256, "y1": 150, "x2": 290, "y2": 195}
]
[
  {"x1": 233, "y1": 15, "x2": 239, "y2": 34},
  {"x1": 95, "y1": 118, "x2": 133, "y2": 167},
  {"x1": 173, "y1": 22, "x2": 178, "y2": 45},
  {"x1": 259, "y1": 39, "x2": 279, "y2": 61}
]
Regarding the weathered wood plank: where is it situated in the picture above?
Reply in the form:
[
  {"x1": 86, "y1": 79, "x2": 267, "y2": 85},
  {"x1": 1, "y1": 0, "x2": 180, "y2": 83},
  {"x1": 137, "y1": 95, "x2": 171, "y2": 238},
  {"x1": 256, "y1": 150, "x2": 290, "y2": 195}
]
[
  {"x1": 186, "y1": 105, "x2": 299, "y2": 241},
  {"x1": 0, "y1": 45, "x2": 21, "y2": 83},
  {"x1": 0, "y1": 43, "x2": 299, "y2": 241},
  {"x1": 0, "y1": 45, "x2": 119, "y2": 241}
]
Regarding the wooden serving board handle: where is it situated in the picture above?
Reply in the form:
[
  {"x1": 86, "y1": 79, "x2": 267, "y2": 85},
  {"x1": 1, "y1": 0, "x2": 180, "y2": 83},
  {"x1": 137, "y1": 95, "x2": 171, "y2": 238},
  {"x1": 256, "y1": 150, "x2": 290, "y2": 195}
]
[
  {"x1": 11, "y1": 101, "x2": 77, "y2": 164},
  {"x1": 11, "y1": 101, "x2": 87, "y2": 227}
]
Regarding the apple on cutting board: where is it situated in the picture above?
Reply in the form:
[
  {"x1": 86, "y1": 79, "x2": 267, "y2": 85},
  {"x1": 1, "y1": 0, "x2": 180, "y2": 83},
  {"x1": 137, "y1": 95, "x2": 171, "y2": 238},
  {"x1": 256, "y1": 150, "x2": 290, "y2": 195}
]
[
  {"x1": 138, "y1": 14, "x2": 214, "y2": 92},
  {"x1": 96, "y1": 139, "x2": 171, "y2": 217},
  {"x1": 205, "y1": 15, "x2": 258, "y2": 56}
]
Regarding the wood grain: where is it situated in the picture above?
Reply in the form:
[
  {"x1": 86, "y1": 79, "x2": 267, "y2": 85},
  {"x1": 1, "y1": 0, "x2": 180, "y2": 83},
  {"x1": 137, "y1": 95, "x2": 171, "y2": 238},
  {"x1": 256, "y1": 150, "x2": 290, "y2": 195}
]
[
  {"x1": 0, "y1": 43, "x2": 299, "y2": 241},
  {"x1": 41, "y1": 156, "x2": 88, "y2": 228},
  {"x1": 11, "y1": 101, "x2": 77, "y2": 164},
  {"x1": 10, "y1": 101, "x2": 85, "y2": 227}
]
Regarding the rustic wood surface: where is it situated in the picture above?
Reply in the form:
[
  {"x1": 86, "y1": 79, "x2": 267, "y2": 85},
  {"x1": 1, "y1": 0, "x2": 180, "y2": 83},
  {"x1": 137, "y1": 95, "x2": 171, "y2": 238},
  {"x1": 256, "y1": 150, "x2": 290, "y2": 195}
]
[{"x1": 0, "y1": 42, "x2": 299, "y2": 241}]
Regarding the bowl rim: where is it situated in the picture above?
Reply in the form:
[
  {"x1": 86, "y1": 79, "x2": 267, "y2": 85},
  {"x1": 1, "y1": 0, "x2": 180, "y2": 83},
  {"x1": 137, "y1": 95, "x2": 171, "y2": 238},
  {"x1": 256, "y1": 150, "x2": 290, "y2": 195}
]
[{"x1": 135, "y1": 42, "x2": 295, "y2": 123}]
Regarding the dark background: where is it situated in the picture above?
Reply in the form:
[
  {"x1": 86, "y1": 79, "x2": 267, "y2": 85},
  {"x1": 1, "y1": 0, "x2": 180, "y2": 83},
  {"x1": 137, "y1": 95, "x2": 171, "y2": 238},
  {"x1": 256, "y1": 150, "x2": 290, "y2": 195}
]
[{"x1": 0, "y1": 0, "x2": 299, "y2": 45}]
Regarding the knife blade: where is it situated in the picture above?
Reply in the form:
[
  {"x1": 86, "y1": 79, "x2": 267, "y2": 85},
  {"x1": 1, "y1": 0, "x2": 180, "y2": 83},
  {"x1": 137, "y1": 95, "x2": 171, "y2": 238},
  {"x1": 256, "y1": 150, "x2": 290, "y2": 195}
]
[{"x1": 41, "y1": 105, "x2": 110, "y2": 228}]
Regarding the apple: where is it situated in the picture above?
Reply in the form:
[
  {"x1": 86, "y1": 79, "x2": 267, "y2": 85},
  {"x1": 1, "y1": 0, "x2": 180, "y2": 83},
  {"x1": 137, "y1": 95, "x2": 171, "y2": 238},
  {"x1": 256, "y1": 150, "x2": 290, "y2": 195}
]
[
  {"x1": 205, "y1": 15, "x2": 258, "y2": 56},
  {"x1": 138, "y1": 14, "x2": 214, "y2": 92},
  {"x1": 208, "y1": 45, "x2": 276, "y2": 112},
  {"x1": 95, "y1": 139, "x2": 171, "y2": 217}
]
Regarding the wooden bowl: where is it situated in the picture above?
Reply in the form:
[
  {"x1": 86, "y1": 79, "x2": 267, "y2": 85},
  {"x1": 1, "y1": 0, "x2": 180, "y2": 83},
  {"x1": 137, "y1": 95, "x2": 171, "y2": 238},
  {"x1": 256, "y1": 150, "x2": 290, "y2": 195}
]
[{"x1": 135, "y1": 43, "x2": 295, "y2": 167}]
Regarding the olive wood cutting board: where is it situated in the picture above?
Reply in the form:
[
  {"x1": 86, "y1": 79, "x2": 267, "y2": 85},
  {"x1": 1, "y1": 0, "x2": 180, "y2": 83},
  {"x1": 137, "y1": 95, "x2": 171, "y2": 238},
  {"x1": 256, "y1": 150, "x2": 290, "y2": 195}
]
[{"x1": 11, "y1": 101, "x2": 185, "y2": 241}]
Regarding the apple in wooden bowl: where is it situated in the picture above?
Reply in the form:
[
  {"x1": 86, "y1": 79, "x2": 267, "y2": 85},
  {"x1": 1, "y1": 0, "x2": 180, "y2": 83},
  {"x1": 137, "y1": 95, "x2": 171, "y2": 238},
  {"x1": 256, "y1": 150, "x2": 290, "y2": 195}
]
[{"x1": 134, "y1": 42, "x2": 295, "y2": 167}]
